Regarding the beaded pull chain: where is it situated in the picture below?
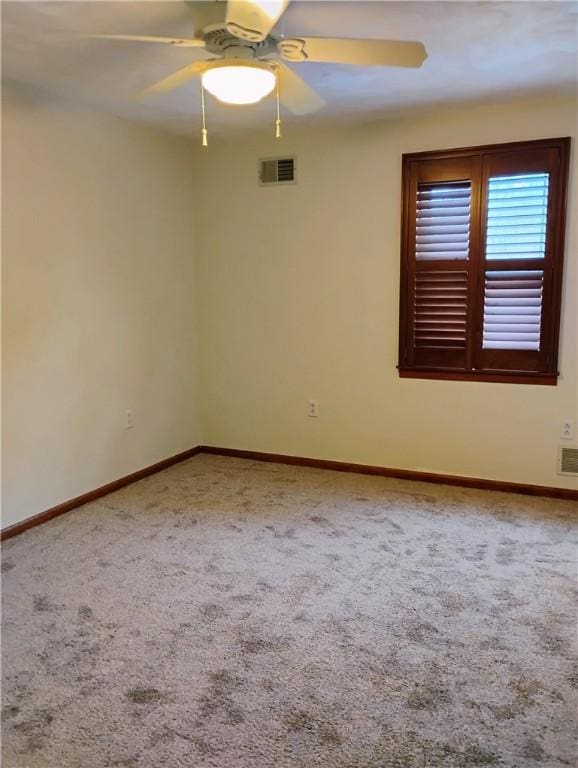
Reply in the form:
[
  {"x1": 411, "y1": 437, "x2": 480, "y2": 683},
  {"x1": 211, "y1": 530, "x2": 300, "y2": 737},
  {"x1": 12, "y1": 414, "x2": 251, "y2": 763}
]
[
  {"x1": 275, "y1": 67, "x2": 282, "y2": 139},
  {"x1": 201, "y1": 83, "x2": 208, "y2": 147}
]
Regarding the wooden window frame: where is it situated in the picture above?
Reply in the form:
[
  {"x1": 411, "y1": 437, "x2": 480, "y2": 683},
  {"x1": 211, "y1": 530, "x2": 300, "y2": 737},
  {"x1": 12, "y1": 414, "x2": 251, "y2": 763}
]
[{"x1": 398, "y1": 137, "x2": 571, "y2": 386}]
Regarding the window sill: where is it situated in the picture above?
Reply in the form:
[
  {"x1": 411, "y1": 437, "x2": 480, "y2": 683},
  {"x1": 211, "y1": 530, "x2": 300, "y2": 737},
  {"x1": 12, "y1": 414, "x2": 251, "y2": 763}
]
[{"x1": 398, "y1": 368, "x2": 558, "y2": 386}]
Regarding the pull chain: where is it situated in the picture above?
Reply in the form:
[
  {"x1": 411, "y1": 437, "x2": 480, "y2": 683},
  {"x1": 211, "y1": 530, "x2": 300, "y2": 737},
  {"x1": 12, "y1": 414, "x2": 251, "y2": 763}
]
[
  {"x1": 201, "y1": 83, "x2": 208, "y2": 147},
  {"x1": 275, "y1": 67, "x2": 282, "y2": 139}
]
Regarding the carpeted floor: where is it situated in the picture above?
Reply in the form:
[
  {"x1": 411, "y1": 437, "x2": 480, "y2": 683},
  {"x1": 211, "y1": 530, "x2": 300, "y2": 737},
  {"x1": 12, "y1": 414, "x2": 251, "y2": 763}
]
[{"x1": 2, "y1": 454, "x2": 577, "y2": 768}]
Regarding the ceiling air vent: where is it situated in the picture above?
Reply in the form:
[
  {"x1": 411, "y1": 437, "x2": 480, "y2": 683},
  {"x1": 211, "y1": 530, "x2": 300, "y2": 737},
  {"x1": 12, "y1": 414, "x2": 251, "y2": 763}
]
[
  {"x1": 259, "y1": 156, "x2": 296, "y2": 186},
  {"x1": 558, "y1": 446, "x2": 578, "y2": 476}
]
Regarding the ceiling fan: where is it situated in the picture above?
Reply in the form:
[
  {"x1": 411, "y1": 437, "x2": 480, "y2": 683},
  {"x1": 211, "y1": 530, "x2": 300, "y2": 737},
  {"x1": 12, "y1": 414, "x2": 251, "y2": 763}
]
[{"x1": 85, "y1": 0, "x2": 427, "y2": 137}]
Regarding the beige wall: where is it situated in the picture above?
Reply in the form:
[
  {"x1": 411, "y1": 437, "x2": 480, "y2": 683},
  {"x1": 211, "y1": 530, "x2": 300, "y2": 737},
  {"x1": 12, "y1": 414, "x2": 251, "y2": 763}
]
[
  {"x1": 2, "y1": 84, "x2": 201, "y2": 527},
  {"x1": 194, "y1": 95, "x2": 578, "y2": 490},
  {"x1": 3, "y1": 90, "x2": 576, "y2": 530}
]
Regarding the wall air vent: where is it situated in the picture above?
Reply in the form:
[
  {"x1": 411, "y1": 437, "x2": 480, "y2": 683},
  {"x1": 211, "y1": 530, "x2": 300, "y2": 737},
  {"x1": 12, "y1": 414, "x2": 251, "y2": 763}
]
[
  {"x1": 558, "y1": 446, "x2": 578, "y2": 476},
  {"x1": 259, "y1": 156, "x2": 296, "y2": 185}
]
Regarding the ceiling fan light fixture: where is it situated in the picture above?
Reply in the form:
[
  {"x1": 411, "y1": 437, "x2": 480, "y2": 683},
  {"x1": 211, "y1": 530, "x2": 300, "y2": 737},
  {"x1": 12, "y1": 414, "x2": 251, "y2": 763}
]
[{"x1": 201, "y1": 60, "x2": 276, "y2": 105}]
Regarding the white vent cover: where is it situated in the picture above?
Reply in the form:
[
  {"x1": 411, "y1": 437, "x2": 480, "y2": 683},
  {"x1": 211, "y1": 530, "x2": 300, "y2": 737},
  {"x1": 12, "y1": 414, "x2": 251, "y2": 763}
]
[
  {"x1": 259, "y1": 156, "x2": 296, "y2": 185},
  {"x1": 558, "y1": 446, "x2": 578, "y2": 476}
]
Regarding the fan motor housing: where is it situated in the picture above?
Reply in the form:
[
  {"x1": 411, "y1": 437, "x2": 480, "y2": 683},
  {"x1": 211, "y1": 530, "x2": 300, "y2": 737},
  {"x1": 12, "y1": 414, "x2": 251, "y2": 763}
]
[{"x1": 202, "y1": 24, "x2": 275, "y2": 58}]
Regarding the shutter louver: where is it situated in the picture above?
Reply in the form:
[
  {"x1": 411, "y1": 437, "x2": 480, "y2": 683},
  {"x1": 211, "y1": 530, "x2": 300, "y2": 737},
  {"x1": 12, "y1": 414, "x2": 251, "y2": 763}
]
[
  {"x1": 415, "y1": 271, "x2": 468, "y2": 348},
  {"x1": 416, "y1": 182, "x2": 471, "y2": 261},
  {"x1": 482, "y1": 270, "x2": 543, "y2": 350},
  {"x1": 485, "y1": 173, "x2": 549, "y2": 260}
]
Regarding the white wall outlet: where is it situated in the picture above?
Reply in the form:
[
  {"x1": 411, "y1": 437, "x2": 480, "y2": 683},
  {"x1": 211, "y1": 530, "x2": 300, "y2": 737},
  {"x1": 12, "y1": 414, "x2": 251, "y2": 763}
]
[
  {"x1": 561, "y1": 420, "x2": 576, "y2": 440},
  {"x1": 126, "y1": 410, "x2": 135, "y2": 430},
  {"x1": 307, "y1": 400, "x2": 319, "y2": 418}
]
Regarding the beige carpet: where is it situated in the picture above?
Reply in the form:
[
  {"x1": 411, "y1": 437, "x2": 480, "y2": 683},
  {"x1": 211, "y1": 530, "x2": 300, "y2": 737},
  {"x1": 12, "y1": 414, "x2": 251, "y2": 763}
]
[{"x1": 2, "y1": 454, "x2": 577, "y2": 768}]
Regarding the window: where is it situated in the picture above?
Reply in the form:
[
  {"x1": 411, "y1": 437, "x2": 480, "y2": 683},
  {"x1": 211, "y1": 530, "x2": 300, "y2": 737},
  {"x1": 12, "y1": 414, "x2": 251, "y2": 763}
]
[{"x1": 398, "y1": 138, "x2": 570, "y2": 385}]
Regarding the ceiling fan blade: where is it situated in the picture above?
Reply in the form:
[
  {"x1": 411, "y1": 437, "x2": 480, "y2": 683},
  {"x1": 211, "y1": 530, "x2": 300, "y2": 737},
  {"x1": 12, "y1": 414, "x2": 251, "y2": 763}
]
[
  {"x1": 139, "y1": 61, "x2": 209, "y2": 97},
  {"x1": 278, "y1": 37, "x2": 427, "y2": 68},
  {"x1": 226, "y1": 0, "x2": 291, "y2": 43},
  {"x1": 277, "y1": 62, "x2": 325, "y2": 115},
  {"x1": 84, "y1": 34, "x2": 206, "y2": 49}
]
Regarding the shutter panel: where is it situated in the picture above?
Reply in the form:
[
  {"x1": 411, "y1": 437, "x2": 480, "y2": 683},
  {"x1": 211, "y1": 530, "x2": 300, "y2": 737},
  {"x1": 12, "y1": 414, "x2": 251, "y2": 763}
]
[
  {"x1": 484, "y1": 174, "x2": 549, "y2": 260},
  {"x1": 476, "y1": 148, "x2": 563, "y2": 376},
  {"x1": 415, "y1": 270, "x2": 468, "y2": 348},
  {"x1": 482, "y1": 270, "x2": 543, "y2": 350},
  {"x1": 416, "y1": 183, "x2": 471, "y2": 260},
  {"x1": 403, "y1": 165, "x2": 476, "y2": 370}
]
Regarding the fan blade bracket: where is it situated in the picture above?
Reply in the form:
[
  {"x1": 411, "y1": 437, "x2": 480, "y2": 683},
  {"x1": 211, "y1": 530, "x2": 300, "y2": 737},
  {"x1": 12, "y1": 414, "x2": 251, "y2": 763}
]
[
  {"x1": 277, "y1": 38, "x2": 308, "y2": 62},
  {"x1": 169, "y1": 39, "x2": 205, "y2": 48},
  {"x1": 277, "y1": 37, "x2": 427, "y2": 68},
  {"x1": 226, "y1": 22, "x2": 266, "y2": 43}
]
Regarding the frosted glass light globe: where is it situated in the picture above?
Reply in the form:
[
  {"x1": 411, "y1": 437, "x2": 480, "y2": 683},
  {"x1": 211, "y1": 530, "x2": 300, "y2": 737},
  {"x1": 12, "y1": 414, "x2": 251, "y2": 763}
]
[{"x1": 202, "y1": 61, "x2": 276, "y2": 105}]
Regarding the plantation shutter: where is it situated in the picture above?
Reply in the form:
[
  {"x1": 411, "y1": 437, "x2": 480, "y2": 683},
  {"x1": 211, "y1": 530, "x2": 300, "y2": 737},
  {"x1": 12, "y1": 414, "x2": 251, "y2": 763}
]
[
  {"x1": 399, "y1": 155, "x2": 480, "y2": 371},
  {"x1": 399, "y1": 138, "x2": 569, "y2": 384},
  {"x1": 475, "y1": 146, "x2": 566, "y2": 375},
  {"x1": 482, "y1": 269, "x2": 544, "y2": 351}
]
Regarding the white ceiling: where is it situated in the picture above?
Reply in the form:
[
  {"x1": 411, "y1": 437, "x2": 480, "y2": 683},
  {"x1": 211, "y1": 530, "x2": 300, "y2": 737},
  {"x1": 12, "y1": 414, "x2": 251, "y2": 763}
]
[{"x1": 2, "y1": 1, "x2": 577, "y2": 137}]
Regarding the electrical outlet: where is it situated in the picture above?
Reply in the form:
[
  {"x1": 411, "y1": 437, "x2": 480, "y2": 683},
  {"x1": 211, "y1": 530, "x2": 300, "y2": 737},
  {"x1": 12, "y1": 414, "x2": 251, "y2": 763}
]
[
  {"x1": 307, "y1": 400, "x2": 319, "y2": 418},
  {"x1": 561, "y1": 420, "x2": 575, "y2": 440},
  {"x1": 126, "y1": 410, "x2": 135, "y2": 430}
]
